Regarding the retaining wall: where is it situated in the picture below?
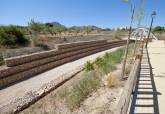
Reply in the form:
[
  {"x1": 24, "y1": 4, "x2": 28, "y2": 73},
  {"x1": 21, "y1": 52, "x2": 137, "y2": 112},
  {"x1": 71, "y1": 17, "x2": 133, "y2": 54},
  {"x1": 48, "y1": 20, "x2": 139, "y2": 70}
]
[{"x1": 0, "y1": 40, "x2": 127, "y2": 88}]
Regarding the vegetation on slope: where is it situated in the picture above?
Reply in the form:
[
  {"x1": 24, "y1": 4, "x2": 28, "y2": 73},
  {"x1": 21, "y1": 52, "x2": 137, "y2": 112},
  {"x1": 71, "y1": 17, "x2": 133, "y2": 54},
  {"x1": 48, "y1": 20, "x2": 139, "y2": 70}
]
[
  {"x1": 64, "y1": 47, "x2": 129, "y2": 110},
  {"x1": 65, "y1": 44, "x2": 135, "y2": 110},
  {"x1": 0, "y1": 26, "x2": 29, "y2": 47},
  {"x1": 0, "y1": 52, "x2": 4, "y2": 65},
  {"x1": 20, "y1": 44, "x2": 135, "y2": 114}
]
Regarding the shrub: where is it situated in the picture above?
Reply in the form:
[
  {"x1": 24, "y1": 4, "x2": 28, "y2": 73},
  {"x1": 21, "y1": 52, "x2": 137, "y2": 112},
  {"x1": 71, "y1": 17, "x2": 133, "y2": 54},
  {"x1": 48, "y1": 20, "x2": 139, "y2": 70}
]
[
  {"x1": 125, "y1": 64, "x2": 132, "y2": 75},
  {"x1": 84, "y1": 61, "x2": 94, "y2": 72},
  {"x1": 28, "y1": 20, "x2": 43, "y2": 33},
  {"x1": 0, "y1": 26, "x2": 29, "y2": 47},
  {"x1": 95, "y1": 54, "x2": 117, "y2": 75},
  {"x1": 57, "y1": 87, "x2": 69, "y2": 99},
  {"x1": 66, "y1": 47, "x2": 129, "y2": 110},
  {"x1": 104, "y1": 52, "x2": 111, "y2": 60},
  {"x1": 153, "y1": 26, "x2": 164, "y2": 33},
  {"x1": 0, "y1": 52, "x2": 4, "y2": 65},
  {"x1": 94, "y1": 48, "x2": 125, "y2": 73},
  {"x1": 95, "y1": 57, "x2": 108, "y2": 74},
  {"x1": 66, "y1": 71, "x2": 100, "y2": 110},
  {"x1": 95, "y1": 57, "x2": 105, "y2": 67},
  {"x1": 126, "y1": 43, "x2": 134, "y2": 55},
  {"x1": 107, "y1": 73, "x2": 119, "y2": 88},
  {"x1": 112, "y1": 34, "x2": 122, "y2": 40},
  {"x1": 109, "y1": 48, "x2": 124, "y2": 63}
]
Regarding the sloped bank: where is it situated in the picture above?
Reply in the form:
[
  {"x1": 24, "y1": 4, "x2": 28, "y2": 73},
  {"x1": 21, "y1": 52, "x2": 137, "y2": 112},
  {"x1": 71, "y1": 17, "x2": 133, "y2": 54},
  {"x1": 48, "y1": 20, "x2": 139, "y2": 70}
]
[
  {"x1": 19, "y1": 44, "x2": 136, "y2": 114},
  {"x1": 0, "y1": 40, "x2": 127, "y2": 88}
]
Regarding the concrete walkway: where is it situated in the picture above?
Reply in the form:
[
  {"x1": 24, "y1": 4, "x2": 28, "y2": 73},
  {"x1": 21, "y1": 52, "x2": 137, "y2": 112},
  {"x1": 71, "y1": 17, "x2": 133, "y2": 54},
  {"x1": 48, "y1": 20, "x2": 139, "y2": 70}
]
[
  {"x1": 148, "y1": 40, "x2": 165, "y2": 114},
  {"x1": 129, "y1": 48, "x2": 159, "y2": 114},
  {"x1": 0, "y1": 47, "x2": 120, "y2": 108},
  {"x1": 129, "y1": 40, "x2": 165, "y2": 114}
]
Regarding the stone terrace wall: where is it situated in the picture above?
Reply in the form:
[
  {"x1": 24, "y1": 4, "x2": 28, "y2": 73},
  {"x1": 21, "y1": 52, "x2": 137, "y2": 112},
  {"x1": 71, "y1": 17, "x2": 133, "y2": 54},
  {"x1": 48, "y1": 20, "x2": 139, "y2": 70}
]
[
  {"x1": 0, "y1": 40, "x2": 127, "y2": 88},
  {"x1": 5, "y1": 40, "x2": 107, "y2": 67}
]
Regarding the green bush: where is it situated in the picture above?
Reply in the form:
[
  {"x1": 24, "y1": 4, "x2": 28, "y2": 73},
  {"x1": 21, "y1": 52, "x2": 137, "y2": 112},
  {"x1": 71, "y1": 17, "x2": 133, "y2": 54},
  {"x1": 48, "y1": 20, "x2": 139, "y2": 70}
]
[
  {"x1": 128, "y1": 43, "x2": 134, "y2": 55},
  {"x1": 153, "y1": 26, "x2": 165, "y2": 33},
  {"x1": 109, "y1": 48, "x2": 124, "y2": 63},
  {"x1": 66, "y1": 71, "x2": 100, "y2": 110},
  {"x1": 0, "y1": 52, "x2": 4, "y2": 65},
  {"x1": 65, "y1": 47, "x2": 132, "y2": 110},
  {"x1": 95, "y1": 57, "x2": 106, "y2": 68},
  {"x1": 66, "y1": 46, "x2": 134, "y2": 110},
  {"x1": 95, "y1": 57, "x2": 107, "y2": 74},
  {"x1": 84, "y1": 61, "x2": 94, "y2": 72},
  {"x1": 95, "y1": 56, "x2": 116, "y2": 75},
  {"x1": 0, "y1": 26, "x2": 29, "y2": 47}
]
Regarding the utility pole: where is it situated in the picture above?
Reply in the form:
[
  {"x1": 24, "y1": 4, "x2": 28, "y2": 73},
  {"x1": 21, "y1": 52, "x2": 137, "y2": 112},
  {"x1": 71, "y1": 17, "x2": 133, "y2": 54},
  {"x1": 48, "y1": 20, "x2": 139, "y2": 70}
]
[{"x1": 145, "y1": 11, "x2": 156, "y2": 48}]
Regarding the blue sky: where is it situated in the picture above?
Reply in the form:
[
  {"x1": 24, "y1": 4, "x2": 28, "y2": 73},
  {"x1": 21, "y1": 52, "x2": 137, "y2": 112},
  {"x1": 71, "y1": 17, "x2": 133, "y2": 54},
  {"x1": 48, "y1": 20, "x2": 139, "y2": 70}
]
[{"x1": 0, "y1": 0, "x2": 164, "y2": 28}]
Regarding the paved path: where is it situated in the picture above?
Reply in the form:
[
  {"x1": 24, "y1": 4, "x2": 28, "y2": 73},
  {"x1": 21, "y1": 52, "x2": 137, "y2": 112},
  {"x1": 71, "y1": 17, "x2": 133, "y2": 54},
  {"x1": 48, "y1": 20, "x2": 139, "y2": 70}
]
[
  {"x1": 129, "y1": 40, "x2": 165, "y2": 114},
  {"x1": 0, "y1": 47, "x2": 120, "y2": 107},
  {"x1": 148, "y1": 40, "x2": 165, "y2": 114},
  {"x1": 129, "y1": 48, "x2": 158, "y2": 114}
]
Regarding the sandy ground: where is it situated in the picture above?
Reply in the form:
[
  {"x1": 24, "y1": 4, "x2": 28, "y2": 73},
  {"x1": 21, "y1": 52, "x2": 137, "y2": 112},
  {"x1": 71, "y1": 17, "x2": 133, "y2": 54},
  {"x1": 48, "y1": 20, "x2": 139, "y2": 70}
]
[
  {"x1": 73, "y1": 87, "x2": 122, "y2": 114},
  {"x1": 0, "y1": 47, "x2": 121, "y2": 108},
  {"x1": 148, "y1": 40, "x2": 165, "y2": 113},
  {"x1": 20, "y1": 61, "x2": 124, "y2": 114},
  {"x1": 20, "y1": 69, "x2": 123, "y2": 114}
]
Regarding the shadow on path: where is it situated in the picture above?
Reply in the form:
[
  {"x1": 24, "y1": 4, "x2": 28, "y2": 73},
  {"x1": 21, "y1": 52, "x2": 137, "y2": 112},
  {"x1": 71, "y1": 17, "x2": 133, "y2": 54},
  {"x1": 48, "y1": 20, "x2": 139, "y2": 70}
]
[{"x1": 129, "y1": 48, "x2": 160, "y2": 114}]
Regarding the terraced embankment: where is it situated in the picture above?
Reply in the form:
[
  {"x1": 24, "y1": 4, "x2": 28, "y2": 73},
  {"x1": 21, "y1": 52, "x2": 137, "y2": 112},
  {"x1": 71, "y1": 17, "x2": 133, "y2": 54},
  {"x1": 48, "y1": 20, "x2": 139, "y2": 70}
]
[
  {"x1": 0, "y1": 40, "x2": 127, "y2": 114},
  {"x1": 0, "y1": 40, "x2": 126, "y2": 88}
]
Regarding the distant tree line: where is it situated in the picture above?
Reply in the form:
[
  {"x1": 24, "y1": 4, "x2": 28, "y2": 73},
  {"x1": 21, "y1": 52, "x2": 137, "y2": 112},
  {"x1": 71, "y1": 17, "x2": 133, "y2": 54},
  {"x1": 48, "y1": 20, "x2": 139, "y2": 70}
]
[
  {"x1": 0, "y1": 20, "x2": 104, "y2": 47},
  {"x1": 153, "y1": 26, "x2": 165, "y2": 33},
  {"x1": 0, "y1": 26, "x2": 29, "y2": 47}
]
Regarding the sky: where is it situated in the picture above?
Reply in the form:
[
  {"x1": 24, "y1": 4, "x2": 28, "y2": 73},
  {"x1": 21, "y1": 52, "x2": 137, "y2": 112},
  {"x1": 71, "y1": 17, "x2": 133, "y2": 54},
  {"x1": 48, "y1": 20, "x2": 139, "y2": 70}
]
[{"x1": 0, "y1": 0, "x2": 164, "y2": 28}]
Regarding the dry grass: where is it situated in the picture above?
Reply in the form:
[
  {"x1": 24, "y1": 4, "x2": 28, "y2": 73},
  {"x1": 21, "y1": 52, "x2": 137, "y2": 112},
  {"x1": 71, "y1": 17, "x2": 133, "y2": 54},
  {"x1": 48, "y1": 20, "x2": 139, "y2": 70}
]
[
  {"x1": 125, "y1": 64, "x2": 132, "y2": 76},
  {"x1": 66, "y1": 70, "x2": 101, "y2": 110},
  {"x1": 106, "y1": 72, "x2": 119, "y2": 88},
  {"x1": 20, "y1": 71, "x2": 84, "y2": 114}
]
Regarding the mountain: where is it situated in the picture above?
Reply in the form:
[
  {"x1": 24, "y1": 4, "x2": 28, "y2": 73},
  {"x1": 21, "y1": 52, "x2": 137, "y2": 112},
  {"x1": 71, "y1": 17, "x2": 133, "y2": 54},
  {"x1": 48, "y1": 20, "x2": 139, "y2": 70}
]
[
  {"x1": 51, "y1": 22, "x2": 66, "y2": 28},
  {"x1": 70, "y1": 25, "x2": 101, "y2": 30},
  {"x1": 44, "y1": 21, "x2": 66, "y2": 28}
]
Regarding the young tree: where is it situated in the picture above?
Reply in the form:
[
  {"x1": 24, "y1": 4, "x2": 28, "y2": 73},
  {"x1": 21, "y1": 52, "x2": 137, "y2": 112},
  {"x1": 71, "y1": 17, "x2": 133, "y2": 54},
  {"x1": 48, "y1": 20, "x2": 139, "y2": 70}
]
[
  {"x1": 74, "y1": 29, "x2": 80, "y2": 36},
  {"x1": 57, "y1": 27, "x2": 66, "y2": 38},
  {"x1": 28, "y1": 19, "x2": 43, "y2": 47},
  {"x1": 45, "y1": 23, "x2": 54, "y2": 36},
  {"x1": 121, "y1": 0, "x2": 135, "y2": 79},
  {"x1": 28, "y1": 19, "x2": 43, "y2": 33},
  {"x1": 133, "y1": 0, "x2": 144, "y2": 56},
  {"x1": 84, "y1": 27, "x2": 92, "y2": 35}
]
